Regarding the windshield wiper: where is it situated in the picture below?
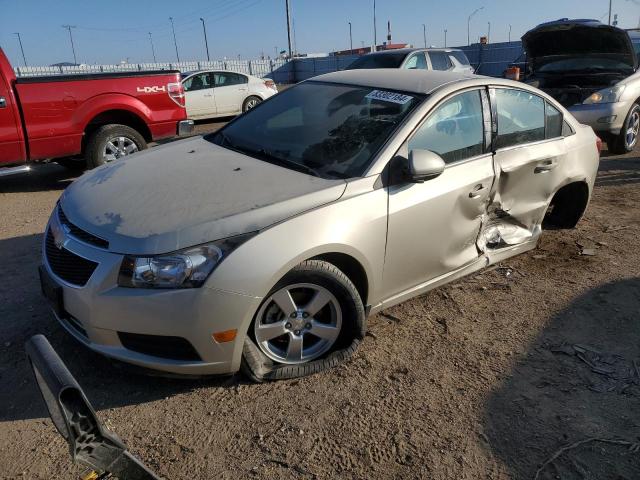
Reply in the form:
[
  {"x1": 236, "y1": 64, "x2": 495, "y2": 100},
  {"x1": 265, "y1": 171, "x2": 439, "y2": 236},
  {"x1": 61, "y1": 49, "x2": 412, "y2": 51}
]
[
  {"x1": 253, "y1": 148, "x2": 322, "y2": 178},
  {"x1": 215, "y1": 132, "x2": 323, "y2": 178}
]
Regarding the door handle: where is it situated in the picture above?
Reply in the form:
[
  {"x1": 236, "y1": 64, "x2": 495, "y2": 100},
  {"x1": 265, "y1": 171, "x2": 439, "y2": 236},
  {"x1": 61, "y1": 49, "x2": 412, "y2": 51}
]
[
  {"x1": 534, "y1": 158, "x2": 558, "y2": 174},
  {"x1": 468, "y1": 184, "x2": 487, "y2": 199},
  {"x1": 204, "y1": 94, "x2": 213, "y2": 97},
  {"x1": 0, "y1": 96, "x2": 6, "y2": 108}
]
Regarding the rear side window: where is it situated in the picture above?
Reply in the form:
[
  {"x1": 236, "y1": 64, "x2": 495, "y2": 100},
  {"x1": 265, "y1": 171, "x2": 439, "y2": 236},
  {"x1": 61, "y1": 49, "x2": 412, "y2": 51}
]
[
  {"x1": 215, "y1": 72, "x2": 248, "y2": 87},
  {"x1": 429, "y1": 51, "x2": 452, "y2": 71},
  {"x1": 404, "y1": 53, "x2": 427, "y2": 70},
  {"x1": 545, "y1": 102, "x2": 563, "y2": 139},
  {"x1": 449, "y1": 51, "x2": 471, "y2": 66},
  {"x1": 495, "y1": 88, "x2": 545, "y2": 148},
  {"x1": 409, "y1": 90, "x2": 484, "y2": 163}
]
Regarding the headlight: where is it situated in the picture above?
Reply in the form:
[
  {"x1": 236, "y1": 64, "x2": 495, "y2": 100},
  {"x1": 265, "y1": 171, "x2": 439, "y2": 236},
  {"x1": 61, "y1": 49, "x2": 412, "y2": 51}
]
[
  {"x1": 118, "y1": 233, "x2": 255, "y2": 289},
  {"x1": 583, "y1": 85, "x2": 626, "y2": 105}
]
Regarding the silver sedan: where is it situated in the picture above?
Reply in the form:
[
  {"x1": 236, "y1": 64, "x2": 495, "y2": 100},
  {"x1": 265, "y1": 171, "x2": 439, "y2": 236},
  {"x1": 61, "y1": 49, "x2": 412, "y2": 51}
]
[{"x1": 40, "y1": 70, "x2": 600, "y2": 381}]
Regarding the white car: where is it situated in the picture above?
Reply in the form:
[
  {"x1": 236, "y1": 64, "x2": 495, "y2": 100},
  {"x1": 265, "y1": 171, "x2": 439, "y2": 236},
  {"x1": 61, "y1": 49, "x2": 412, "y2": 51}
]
[
  {"x1": 347, "y1": 48, "x2": 475, "y2": 74},
  {"x1": 182, "y1": 70, "x2": 278, "y2": 120}
]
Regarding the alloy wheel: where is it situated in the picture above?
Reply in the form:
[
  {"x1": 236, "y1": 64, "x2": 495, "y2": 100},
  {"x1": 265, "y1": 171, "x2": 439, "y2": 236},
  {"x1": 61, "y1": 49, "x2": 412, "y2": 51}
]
[
  {"x1": 254, "y1": 283, "x2": 342, "y2": 364},
  {"x1": 102, "y1": 136, "x2": 139, "y2": 163},
  {"x1": 245, "y1": 98, "x2": 260, "y2": 110},
  {"x1": 626, "y1": 109, "x2": 640, "y2": 149}
]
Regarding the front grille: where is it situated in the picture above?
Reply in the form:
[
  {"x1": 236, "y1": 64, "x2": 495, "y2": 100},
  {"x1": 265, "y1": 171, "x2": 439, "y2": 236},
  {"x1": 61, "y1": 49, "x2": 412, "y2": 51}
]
[
  {"x1": 45, "y1": 229, "x2": 98, "y2": 286},
  {"x1": 118, "y1": 332, "x2": 202, "y2": 361},
  {"x1": 58, "y1": 208, "x2": 109, "y2": 249}
]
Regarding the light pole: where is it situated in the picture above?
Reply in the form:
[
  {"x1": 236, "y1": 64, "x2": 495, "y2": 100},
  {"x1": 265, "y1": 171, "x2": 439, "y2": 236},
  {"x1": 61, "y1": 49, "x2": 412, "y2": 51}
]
[
  {"x1": 148, "y1": 32, "x2": 156, "y2": 63},
  {"x1": 467, "y1": 6, "x2": 484, "y2": 46},
  {"x1": 373, "y1": 0, "x2": 377, "y2": 51},
  {"x1": 13, "y1": 32, "x2": 27, "y2": 66},
  {"x1": 487, "y1": 22, "x2": 491, "y2": 44},
  {"x1": 349, "y1": 22, "x2": 353, "y2": 51},
  {"x1": 444, "y1": 29, "x2": 448, "y2": 48},
  {"x1": 285, "y1": 0, "x2": 293, "y2": 59},
  {"x1": 169, "y1": 17, "x2": 180, "y2": 62},
  {"x1": 508, "y1": 24, "x2": 512, "y2": 42},
  {"x1": 61, "y1": 25, "x2": 77, "y2": 64},
  {"x1": 609, "y1": 0, "x2": 613, "y2": 25},
  {"x1": 200, "y1": 18, "x2": 210, "y2": 61},
  {"x1": 423, "y1": 24, "x2": 427, "y2": 48}
]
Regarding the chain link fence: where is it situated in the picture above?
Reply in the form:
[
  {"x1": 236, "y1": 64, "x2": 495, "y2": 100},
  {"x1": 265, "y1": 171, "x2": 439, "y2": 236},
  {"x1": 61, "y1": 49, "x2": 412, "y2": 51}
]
[{"x1": 14, "y1": 43, "x2": 525, "y2": 83}]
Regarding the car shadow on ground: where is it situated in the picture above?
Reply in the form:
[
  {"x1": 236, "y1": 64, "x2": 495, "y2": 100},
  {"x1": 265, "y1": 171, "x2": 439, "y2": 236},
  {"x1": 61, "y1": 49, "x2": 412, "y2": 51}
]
[
  {"x1": 0, "y1": 233, "x2": 243, "y2": 423},
  {"x1": 0, "y1": 163, "x2": 77, "y2": 193},
  {"x1": 596, "y1": 149, "x2": 640, "y2": 187},
  {"x1": 483, "y1": 277, "x2": 640, "y2": 479}
]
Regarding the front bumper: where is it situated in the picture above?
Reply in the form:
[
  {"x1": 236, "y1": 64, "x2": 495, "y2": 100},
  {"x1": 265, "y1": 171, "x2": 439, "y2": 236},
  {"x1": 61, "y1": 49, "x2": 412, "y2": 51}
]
[
  {"x1": 41, "y1": 214, "x2": 262, "y2": 376},
  {"x1": 177, "y1": 119, "x2": 195, "y2": 136},
  {"x1": 568, "y1": 102, "x2": 630, "y2": 135}
]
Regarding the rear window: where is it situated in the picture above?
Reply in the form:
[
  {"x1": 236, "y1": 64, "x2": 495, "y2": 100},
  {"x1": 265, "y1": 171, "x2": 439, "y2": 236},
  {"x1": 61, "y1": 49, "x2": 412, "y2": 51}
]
[
  {"x1": 449, "y1": 50, "x2": 471, "y2": 66},
  {"x1": 347, "y1": 53, "x2": 408, "y2": 69}
]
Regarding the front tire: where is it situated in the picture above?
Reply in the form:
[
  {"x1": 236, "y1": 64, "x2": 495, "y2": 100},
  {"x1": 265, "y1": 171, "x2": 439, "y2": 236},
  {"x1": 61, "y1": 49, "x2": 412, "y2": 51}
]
[
  {"x1": 608, "y1": 103, "x2": 640, "y2": 154},
  {"x1": 85, "y1": 124, "x2": 147, "y2": 169},
  {"x1": 241, "y1": 260, "x2": 366, "y2": 382}
]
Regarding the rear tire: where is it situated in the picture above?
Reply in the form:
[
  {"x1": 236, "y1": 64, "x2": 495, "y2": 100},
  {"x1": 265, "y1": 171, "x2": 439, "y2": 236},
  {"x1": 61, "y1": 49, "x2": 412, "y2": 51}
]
[
  {"x1": 85, "y1": 124, "x2": 147, "y2": 170},
  {"x1": 242, "y1": 96, "x2": 262, "y2": 113},
  {"x1": 608, "y1": 103, "x2": 640, "y2": 154},
  {"x1": 241, "y1": 260, "x2": 366, "y2": 382}
]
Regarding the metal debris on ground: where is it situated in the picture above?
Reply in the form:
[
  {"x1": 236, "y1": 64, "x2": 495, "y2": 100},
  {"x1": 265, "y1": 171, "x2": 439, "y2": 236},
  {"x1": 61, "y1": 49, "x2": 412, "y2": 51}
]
[{"x1": 550, "y1": 343, "x2": 640, "y2": 394}]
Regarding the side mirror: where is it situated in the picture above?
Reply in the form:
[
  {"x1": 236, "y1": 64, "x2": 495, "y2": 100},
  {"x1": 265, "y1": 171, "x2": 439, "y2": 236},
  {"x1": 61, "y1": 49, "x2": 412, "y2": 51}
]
[
  {"x1": 408, "y1": 149, "x2": 446, "y2": 183},
  {"x1": 25, "y1": 335, "x2": 161, "y2": 480}
]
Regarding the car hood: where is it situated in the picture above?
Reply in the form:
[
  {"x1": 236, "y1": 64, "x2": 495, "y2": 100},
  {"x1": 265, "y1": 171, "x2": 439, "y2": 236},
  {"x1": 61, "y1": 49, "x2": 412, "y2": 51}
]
[
  {"x1": 522, "y1": 20, "x2": 637, "y2": 72},
  {"x1": 60, "y1": 136, "x2": 347, "y2": 255}
]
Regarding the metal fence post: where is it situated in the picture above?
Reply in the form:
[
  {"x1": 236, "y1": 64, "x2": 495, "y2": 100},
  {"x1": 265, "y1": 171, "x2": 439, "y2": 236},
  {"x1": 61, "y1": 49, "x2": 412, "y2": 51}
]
[{"x1": 248, "y1": 60, "x2": 253, "y2": 75}]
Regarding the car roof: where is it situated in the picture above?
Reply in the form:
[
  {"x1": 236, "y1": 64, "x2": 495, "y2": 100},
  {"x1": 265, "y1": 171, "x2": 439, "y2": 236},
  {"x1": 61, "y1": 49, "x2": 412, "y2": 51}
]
[
  {"x1": 310, "y1": 69, "x2": 480, "y2": 95},
  {"x1": 182, "y1": 69, "x2": 252, "y2": 78},
  {"x1": 364, "y1": 47, "x2": 462, "y2": 56}
]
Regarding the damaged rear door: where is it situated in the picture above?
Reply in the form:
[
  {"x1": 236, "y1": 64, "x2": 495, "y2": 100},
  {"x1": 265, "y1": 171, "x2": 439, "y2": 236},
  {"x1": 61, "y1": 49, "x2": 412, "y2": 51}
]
[{"x1": 483, "y1": 87, "x2": 569, "y2": 249}]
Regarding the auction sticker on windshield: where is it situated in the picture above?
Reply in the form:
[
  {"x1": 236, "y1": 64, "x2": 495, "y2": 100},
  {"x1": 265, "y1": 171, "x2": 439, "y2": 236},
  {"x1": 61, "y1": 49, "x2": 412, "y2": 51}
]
[{"x1": 365, "y1": 90, "x2": 414, "y2": 104}]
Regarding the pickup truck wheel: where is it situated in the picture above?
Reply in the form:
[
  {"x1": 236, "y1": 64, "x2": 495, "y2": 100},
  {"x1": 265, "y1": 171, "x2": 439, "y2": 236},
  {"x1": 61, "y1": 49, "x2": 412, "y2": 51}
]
[
  {"x1": 242, "y1": 96, "x2": 262, "y2": 112},
  {"x1": 241, "y1": 260, "x2": 366, "y2": 382},
  {"x1": 609, "y1": 103, "x2": 640, "y2": 154},
  {"x1": 85, "y1": 124, "x2": 147, "y2": 169}
]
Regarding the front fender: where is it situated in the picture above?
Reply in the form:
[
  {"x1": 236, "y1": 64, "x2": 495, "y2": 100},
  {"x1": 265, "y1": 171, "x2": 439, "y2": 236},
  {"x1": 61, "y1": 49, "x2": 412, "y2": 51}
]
[{"x1": 205, "y1": 177, "x2": 387, "y2": 307}]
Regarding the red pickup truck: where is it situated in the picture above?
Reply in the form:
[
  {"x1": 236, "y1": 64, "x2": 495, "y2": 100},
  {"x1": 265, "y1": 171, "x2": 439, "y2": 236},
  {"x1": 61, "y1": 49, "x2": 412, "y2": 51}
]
[{"x1": 0, "y1": 48, "x2": 193, "y2": 174}]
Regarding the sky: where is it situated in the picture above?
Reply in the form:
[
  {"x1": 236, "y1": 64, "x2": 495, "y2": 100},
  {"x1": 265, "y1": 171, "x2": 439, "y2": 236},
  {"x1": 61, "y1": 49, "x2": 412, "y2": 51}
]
[{"x1": 1, "y1": 0, "x2": 640, "y2": 66}]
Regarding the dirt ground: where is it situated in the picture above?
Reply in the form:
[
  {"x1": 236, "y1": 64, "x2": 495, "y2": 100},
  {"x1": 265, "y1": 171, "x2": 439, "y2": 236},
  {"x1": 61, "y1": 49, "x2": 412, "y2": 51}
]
[{"x1": 1, "y1": 124, "x2": 639, "y2": 479}]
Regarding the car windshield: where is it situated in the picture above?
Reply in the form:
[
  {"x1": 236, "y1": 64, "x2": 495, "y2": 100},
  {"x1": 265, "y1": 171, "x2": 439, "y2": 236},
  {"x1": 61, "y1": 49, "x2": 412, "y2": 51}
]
[
  {"x1": 347, "y1": 52, "x2": 408, "y2": 69},
  {"x1": 207, "y1": 82, "x2": 423, "y2": 179},
  {"x1": 538, "y1": 57, "x2": 634, "y2": 73}
]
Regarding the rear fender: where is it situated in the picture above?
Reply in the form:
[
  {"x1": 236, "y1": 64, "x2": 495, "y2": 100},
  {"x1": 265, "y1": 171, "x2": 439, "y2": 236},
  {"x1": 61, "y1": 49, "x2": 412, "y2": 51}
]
[{"x1": 72, "y1": 94, "x2": 152, "y2": 134}]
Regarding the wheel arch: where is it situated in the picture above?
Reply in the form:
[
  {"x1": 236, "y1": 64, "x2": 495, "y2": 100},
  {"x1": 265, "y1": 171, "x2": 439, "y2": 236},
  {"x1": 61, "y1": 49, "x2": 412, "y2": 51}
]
[
  {"x1": 543, "y1": 180, "x2": 590, "y2": 229},
  {"x1": 83, "y1": 109, "x2": 152, "y2": 147},
  {"x1": 310, "y1": 252, "x2": 369, "y2": 306}
]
